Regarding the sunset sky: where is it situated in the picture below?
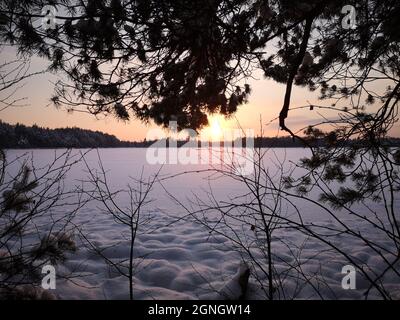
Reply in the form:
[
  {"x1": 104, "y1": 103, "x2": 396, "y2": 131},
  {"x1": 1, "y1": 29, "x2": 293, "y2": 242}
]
[{"x1": 2, "y1": 47, "x2": 398, "y2": 141}]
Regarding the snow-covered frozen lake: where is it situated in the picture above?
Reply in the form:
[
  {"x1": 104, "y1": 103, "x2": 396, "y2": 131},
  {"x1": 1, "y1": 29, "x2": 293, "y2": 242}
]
[{"x1": 3, "y1": 148, "x2": 400, "y2": 300}]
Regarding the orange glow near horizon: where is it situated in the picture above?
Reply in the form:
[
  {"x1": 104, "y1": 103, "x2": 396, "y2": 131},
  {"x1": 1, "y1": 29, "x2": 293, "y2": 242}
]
[{"x1": 2, "y1": 52, "x2": 399, "y2": 140}]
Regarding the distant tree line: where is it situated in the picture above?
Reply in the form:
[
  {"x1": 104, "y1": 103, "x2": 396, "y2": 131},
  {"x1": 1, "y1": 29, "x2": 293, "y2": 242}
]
[
  {"x1": 0, "y1": 121, "x2": 138, "y2": 148},
  {"x1": 1, "y1": 120, "x2": 400, "y2": 149}
]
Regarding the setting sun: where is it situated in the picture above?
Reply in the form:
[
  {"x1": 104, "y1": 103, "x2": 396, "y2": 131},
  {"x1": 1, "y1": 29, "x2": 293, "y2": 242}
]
[{"x1": 202, "y1": 115, "x2": 228, "y2": 141}]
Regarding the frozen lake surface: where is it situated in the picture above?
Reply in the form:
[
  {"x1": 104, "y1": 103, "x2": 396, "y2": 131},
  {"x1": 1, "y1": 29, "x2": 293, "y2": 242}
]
[{"x1": 3, "y1": 148, "x2": 400, "y2": 299}]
